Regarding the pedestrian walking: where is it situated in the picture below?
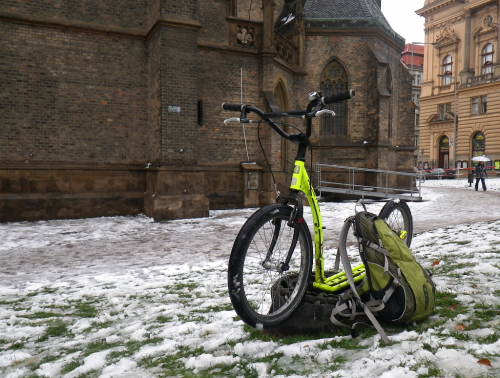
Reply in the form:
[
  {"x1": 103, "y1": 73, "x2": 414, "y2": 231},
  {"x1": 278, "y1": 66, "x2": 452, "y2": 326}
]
[{"x1": 475, "y1": 161, "x2": 487, "y2": 191}]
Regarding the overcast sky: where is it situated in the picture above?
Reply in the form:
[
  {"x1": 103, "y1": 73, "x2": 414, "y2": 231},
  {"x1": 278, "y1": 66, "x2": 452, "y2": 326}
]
[{"x1": 381, "y1": 0, "x2": 426, "y2": 44}]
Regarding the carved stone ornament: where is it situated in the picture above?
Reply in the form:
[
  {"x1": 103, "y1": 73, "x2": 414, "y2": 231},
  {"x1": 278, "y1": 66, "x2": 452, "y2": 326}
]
[
  {"x1": 237, "y1": 25, "x2": 255, "y2": 47},
  {"x1": 436, "y1": 26, "x2": 459, "y2": 43},
  {"x1": 484, "y1": 15, "x2": 494, "y2": 27}
]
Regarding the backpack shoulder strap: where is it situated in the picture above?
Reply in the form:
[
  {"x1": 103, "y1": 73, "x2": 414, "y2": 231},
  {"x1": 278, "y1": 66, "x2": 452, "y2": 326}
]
[
  {"x1": 355, "y1": 212, "x2": 391, "y2": 274},
  {"x1": 332, "y1": 217, "x2": 390, "y2": 345}
]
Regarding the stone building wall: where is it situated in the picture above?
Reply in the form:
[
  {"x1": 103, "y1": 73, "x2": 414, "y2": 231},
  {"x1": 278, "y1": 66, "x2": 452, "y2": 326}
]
[
  {"x1": 0, "y1": 1, "x2": 151, "y2": 222},
  {"x1": 418, "y1": 0, "x2": 500, "y2": 170},
  {"x1": 0, "y1": 0, "x2": 414, "y2": 222},
  {"x1": 301, "y1": 35, "x2": 414, "y2": 172},
  {"x1": 0, "y1": 23, "x2": 149, "y2": 165},
  {"x1": 0, "y1": 0, "x2": 148, "y2": 29}
]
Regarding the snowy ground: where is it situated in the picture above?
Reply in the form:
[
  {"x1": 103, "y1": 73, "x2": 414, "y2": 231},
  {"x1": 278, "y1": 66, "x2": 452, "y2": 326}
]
[{"x1": 1, "y1": 178, "x2": 500, "y2": 377}]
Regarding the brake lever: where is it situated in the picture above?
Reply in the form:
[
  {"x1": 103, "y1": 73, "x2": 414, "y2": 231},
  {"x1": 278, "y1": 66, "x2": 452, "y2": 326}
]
[
  {"x1": 315, "y1": 109, "x2": 336, "y2": 117},
  {"x1": 224, "y1": 117, "x2": 241, "y2": 124},
  {"x1": 223, "y1": 117, "x2": 253, "y2": 124}
]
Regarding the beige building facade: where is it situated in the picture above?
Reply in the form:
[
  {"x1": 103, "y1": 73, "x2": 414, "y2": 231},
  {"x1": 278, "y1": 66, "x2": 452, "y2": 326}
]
[{"x1": 417, "y1": 0, "x2": 500, "y2": 172}]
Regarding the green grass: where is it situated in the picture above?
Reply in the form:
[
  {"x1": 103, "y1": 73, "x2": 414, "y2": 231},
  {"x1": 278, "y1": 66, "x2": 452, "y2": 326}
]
[
  {"x1": 0, "y1": 298, "x2": 26, "y2": 305},
  {"x1": 8, "y1": 342, "x2": 25, "y2": 350},
  {"x1": 137, "y1": 346, "x2": 204, "y2": 371},
  {"x1": 156, "y1": 315, "x2": 172, "y2": 324},
  {"x1": 105, "y1": 337, "x2": 164, "y2": 363},
  {"x1": 83, "y1": 340, "x2": 120, "y2": 357},
  {"x1": 37, "y1": 320, "x2": 71, "y2": 342},
  {"x1": 72, "y1": 301, "x2": 100, "y2": 318},
  {"x1": 433, "y1": 291, "x2": 468, "y2": 318},
  {"x1": 477, "y1": 332, "x2": 500, "y2": 344},
  {"x1": 444, "y1": 240, "x2": 472, "y2": 246},
  {"x1": 60, "y1": 359, "x2": 82, "y2": 374},
  {"x1": 173, "y1": 282, "x2": 198, "y2": 291},
  {"x1": 437, "y1": 262, "x2": 474, "y2": 274},
  {"x1": 19, "y1": 311, "x2": 61, "y2": 320},
  {"x1": 5, "y1": 231, "x2": 500, "y2": 378},
  {"x1": 410, "y1": 360, "x2": 442, "y2": 378}
]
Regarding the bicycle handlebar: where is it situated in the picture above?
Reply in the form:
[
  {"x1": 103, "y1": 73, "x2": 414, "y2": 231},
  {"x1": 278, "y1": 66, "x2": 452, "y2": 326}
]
[
  {"x1": 221, "y1": 89, "x2": 355, "y2": 154},
  {"x1": 322, "y1": 89, "x2": 356, "y2": 105},
  {"x1": 222, "y1": 89, "x2": 355, "y2": 114},
  {"x1": 222, "y1": 103, "x2": 244, "y2": 112}
]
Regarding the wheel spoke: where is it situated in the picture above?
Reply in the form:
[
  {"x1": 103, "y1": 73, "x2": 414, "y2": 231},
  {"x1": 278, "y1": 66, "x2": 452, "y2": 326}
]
[
  {"x1": 378, "y1": 201, "x2": 413, "y2": 247},
  {"x1": 228, "y1": 204, "x2": 312, "y2": 328}
]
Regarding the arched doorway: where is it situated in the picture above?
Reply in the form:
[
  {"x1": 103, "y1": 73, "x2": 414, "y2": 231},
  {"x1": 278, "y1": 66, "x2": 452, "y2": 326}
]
[
  {"x1": 439, "y1": 136, "x2": 450, "y2": 168},
  {"x1": 472, "y1": 132, "x2": 486, "y2": 166}
]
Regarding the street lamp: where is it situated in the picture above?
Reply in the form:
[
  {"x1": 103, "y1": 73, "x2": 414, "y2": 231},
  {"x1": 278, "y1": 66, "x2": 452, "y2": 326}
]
[{"x1": 437, "y1": 74, "x2": 458, "y2": 170}]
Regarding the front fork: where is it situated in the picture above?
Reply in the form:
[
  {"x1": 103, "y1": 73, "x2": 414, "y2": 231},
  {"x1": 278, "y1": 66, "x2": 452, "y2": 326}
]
[
  {"x1": 289, "y1": 161, "x2": 326, "y2": 285},
  {"x1": 261, "y1": 193, "x2": 303, "y2": 273},
  {"x1": 289, "y1": 161, "x2": 331, "y2": 288},
  {"x1": 261, "y1": 160, "x2": 326, "y2": 285}
]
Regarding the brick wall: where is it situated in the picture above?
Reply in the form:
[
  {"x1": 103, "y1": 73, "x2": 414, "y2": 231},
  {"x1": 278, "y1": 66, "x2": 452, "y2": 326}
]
[
  {"x1": 0, "y1": 22, "x2": 149, "y2": 165},
  {"x1": 300, "y1": 34, "x2": 414, "y2": 173},
  {"x1": 161, "y1": 0, "x2": 198, "y2": 19},
  {"x1": 160, "y1": 25, "x2": 199, "y2": 166},
  {"x1": 0, "y1": 0, "x2": 148, "y2": 29},
  {"x1": 198, "y1": 51, "x2": 263, "y2": 165},
  {"x1": 1, "y1": 1, "x2": 151, "y2": 221},
  {"x1": 198, "y1": 0, "x2": 230, "y2": 45},
  {"x1": 0, "y1": 0, "x2": 415, "y2": 222}
]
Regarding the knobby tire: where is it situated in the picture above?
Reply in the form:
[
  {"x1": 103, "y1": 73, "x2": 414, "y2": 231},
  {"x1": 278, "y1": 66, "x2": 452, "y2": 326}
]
[{"x1": 228, "y1": 203, "x2": 313, "y2": 329}]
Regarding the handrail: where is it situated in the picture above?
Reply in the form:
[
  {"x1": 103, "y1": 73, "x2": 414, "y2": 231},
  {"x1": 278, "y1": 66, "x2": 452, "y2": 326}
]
[{"x1": 314, "y1": 164, "x2": 422, "y2": 201}]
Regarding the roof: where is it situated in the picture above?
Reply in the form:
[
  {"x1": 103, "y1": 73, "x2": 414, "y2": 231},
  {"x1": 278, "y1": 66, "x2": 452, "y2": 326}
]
[
  {"x1": 303, "y1": 0, "x2": 390, "y2": 26},
  {"x1": 276, "y1": 0, "x2": 404, "y2": 45},
  {"x1": 403, "y1": 44, "x2": 424, "y2": 55}
]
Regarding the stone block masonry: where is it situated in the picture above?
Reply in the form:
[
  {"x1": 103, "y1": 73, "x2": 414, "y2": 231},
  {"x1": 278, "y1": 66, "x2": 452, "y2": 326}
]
[{"x1": 0, "y1": 0, "x2": 415, "y2": 222}]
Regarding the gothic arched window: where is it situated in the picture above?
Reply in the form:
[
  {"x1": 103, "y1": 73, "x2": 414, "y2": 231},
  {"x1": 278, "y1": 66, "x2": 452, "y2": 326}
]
[{"x1": 320, "y1": 61, "x2": 348, "y2": 136}]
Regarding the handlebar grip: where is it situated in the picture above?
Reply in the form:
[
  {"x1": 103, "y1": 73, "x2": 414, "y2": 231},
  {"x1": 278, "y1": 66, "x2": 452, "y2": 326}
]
[
  {"x1": 222, "y1": 103, "x2": 244, "y2": 111},
  {"x1": 321, "y1": 89, "x2": 356, "y2": 105}
]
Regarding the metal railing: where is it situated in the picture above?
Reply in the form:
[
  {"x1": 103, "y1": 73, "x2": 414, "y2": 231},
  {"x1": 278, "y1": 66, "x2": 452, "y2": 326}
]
[
  {"x1": 315, "y1": 164, "x2": 422, "y2": 201},
  {"x1": 471, "y1": 73, "x2": 494, "y2": 84}
]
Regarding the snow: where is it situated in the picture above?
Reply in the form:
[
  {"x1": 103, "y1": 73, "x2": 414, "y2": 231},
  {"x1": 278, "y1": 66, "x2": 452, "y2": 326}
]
[{"x1": 1, "y1": 177, "x2": 500, "y2": 377}]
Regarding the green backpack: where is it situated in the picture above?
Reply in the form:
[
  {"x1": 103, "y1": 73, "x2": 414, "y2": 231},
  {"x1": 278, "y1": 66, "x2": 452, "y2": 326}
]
[{"x1": 331, "y1": 211, "x2": 436, "y2": 344}]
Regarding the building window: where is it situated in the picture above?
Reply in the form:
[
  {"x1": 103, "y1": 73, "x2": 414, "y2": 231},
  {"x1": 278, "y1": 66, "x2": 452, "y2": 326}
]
[
  {"x1": 441, "y1": 55, "x2": 453, "y2": 85},
  {"x1": 413, "y1": 73, "x2": 422, "y2": 85},
  {"x1": 472, "y1": 132, "x2": 486, "y2": 163},
  {"x1": 197, "y1": 100, "x2": 203, "y2": 126},
  {"x1": 438, "y1": 103, "x2": 451, "y2": 120},
  {"x1": 481, "y1": 44, "x2": 494, "y2": 75},
  {"x1": 412, "y1": 93, "x2": 420, "y2": 106},
  {"x1": 481, "y1": 96, "x2": 488, "y2": 113},
  {"x1": 471, "y1": 97, "x2": 478, "y2": 114},
  {"x1": 471, "y1": 96, "x2": 487, "y2": 115},
  {"x1": 439, "y1": 136, "x2": 450, "y2": 169},
  {"x1": 320, "y1": 61, "x2": 348, "y2": 136}
]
